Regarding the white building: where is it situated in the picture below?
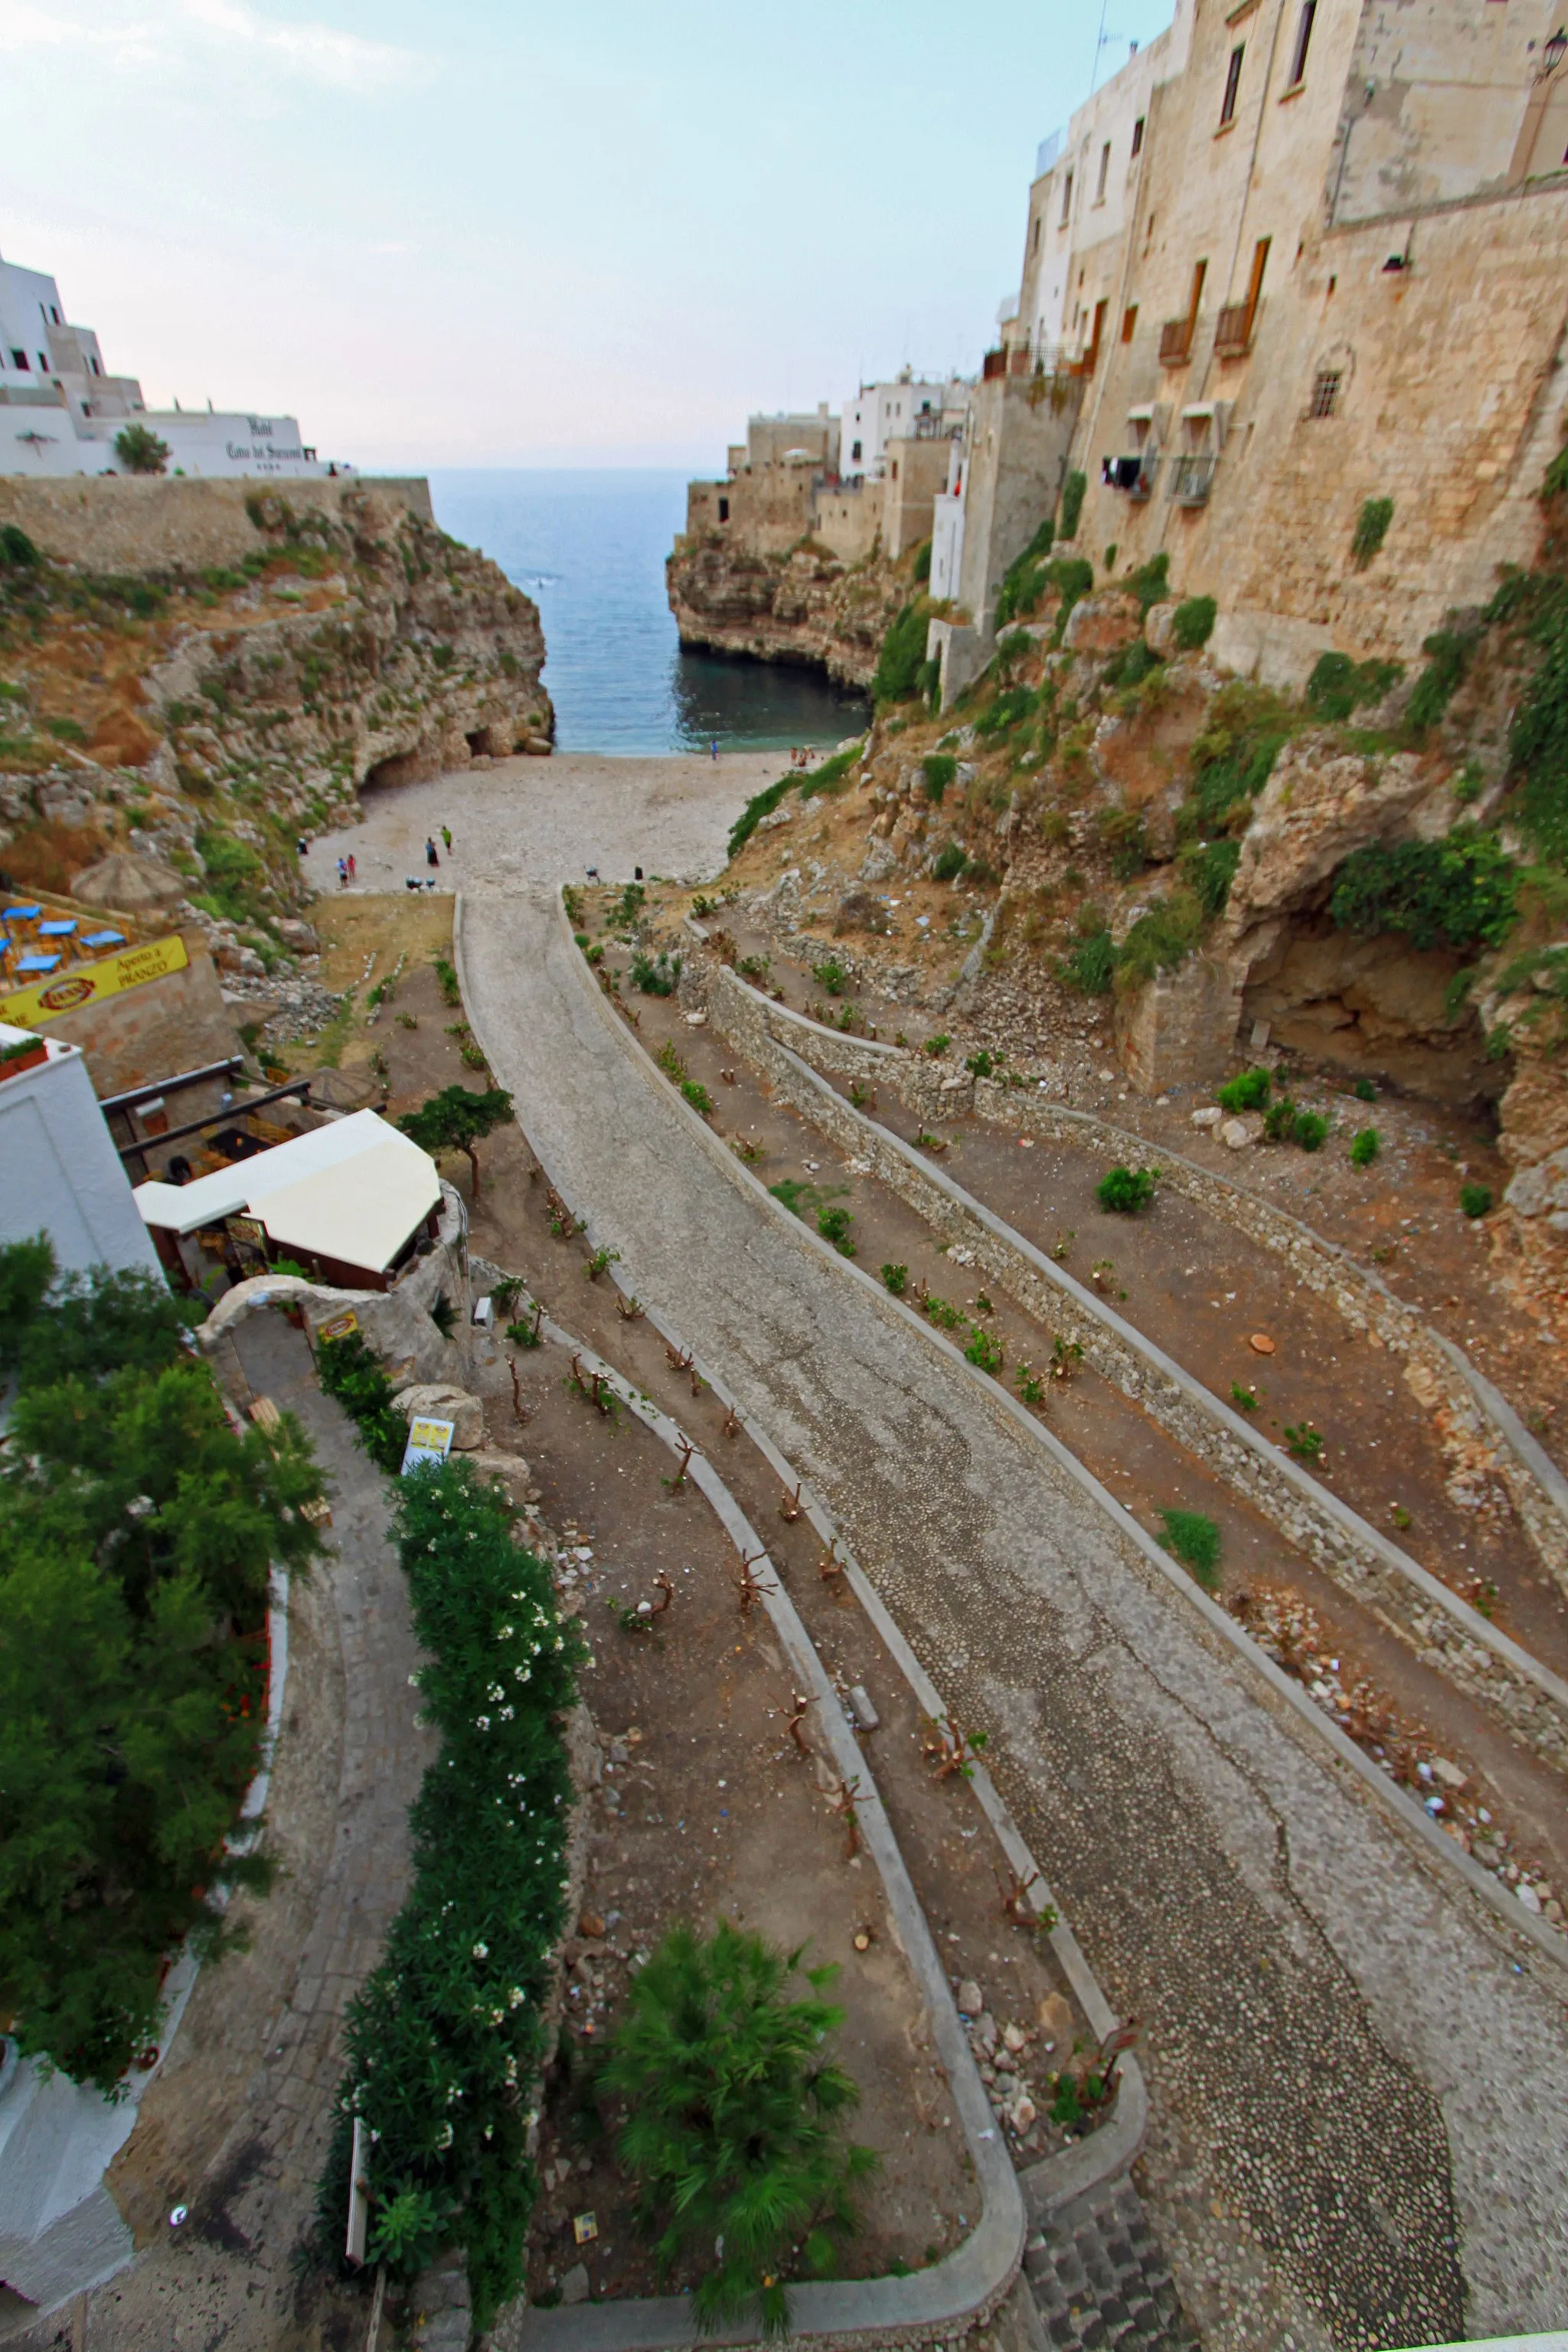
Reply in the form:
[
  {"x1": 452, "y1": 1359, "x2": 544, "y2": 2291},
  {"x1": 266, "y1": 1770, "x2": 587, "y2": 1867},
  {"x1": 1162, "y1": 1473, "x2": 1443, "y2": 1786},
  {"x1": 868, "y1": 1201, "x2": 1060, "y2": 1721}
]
[
  {"x1": 839, "y1": 371, "x2": 966, "y2": 480},
  {"x1": 0, "y1": 1024, "x2": 162, "y2": 1279},
  {"x1": 1, "y1": 245, "x2": 342, "y2": 479},
  {"x1": 929, "y1": 433, "x2": 967, "y2": 601}
]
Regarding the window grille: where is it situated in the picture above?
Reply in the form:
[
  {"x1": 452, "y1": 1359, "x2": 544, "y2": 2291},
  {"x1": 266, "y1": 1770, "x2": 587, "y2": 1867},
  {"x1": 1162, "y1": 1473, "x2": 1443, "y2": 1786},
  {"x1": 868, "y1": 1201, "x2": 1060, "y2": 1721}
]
[{"x1": 1309, "y1": 368, "x2": 1341, "y2": 418}]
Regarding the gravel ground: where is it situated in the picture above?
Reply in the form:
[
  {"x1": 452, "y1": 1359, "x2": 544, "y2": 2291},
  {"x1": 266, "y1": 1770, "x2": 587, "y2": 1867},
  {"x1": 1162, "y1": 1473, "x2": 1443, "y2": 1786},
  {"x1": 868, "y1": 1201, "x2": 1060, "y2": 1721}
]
[{"x1": 459, "y1": 880, "x2": 1568, "y2": 2352}]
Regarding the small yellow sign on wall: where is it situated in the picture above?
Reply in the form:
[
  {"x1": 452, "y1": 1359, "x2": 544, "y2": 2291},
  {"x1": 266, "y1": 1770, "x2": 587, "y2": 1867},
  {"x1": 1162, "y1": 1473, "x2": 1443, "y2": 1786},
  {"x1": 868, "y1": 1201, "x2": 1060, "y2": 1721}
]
[{"x1": 0, "y1": 933, "x2": 189, "y2": 1028}]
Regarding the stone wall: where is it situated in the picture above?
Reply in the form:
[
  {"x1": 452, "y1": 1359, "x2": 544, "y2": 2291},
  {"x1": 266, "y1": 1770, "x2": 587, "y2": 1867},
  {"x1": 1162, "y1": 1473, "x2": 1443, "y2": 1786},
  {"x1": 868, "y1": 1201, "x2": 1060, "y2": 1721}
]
[
  {"x1": 706, "y1": 963, "x2": 1568, "y2": 1781},
  {"x1": 0, "y1": 474, "x2": 433, "y2": 577}
]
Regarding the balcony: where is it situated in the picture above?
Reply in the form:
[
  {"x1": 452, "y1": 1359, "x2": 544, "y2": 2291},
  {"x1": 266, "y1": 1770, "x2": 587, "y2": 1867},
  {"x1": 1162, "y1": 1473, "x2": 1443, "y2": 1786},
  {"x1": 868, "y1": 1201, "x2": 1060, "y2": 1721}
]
[
  {"x1": 1213, "y1": 300, "x2": 1256, "y2": 358},
  {"x1": 1158, "y1": 318, "x2": 1194, "y2": 367},
  {"x1": 1169, "y1": 452, "x2": 1217, "y2": 507},
  {"x1": 1129, "y1": 455, "x2": 1160, "y2": 503}
]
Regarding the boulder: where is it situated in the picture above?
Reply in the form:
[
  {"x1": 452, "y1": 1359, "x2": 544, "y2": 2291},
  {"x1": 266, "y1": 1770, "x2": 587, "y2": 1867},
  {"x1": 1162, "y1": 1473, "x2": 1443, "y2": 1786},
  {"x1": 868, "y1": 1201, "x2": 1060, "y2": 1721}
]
[
  {"x1": 1145, "y1": 601, "x2": 1178, "y2": 658},
  {"x1": 1062, "y1": 590, "x2": 1143, "y2": 658},
  {"x1": 393, "y1": 1382, "x2": 485, "y2": 1449},
  {"x1": 1504, "y1": 1145, "x2": 1568, "y2": 1233}
]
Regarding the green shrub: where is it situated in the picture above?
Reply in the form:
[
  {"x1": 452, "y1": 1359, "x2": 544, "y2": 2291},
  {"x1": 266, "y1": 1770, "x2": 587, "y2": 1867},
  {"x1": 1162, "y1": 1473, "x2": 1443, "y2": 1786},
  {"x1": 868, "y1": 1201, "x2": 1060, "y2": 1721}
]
[
  {"x1": 1305, "y1": 652, "x2": 1404, "y2": 723},
  {"x1": 0, "y1": 522, "x2": 40, "y2": 567},
  {"x1": 1263, "y1": 1096, "x2": 1298, "y2": 1142},
  {"x1": 1217, "y1": 1067, "x2": 1271, "y2": 1112},
  {"x1": 1350, "y1": 1127, "x2": 1380, "y2": 1167},
  {"x1": 114, "y1": 422, "x2": 171, "y2": 475},
  {"x1": 727, "y1": 774, "x2": 793, "y2": 858},
  {"x1": 1181, "y1": 837, "x2": 1242, "y2": 917},
  {"x1": 1328, "y1": 828, "x2": 1518, "y2": 953},
  {"x1": 912, "y1": 538, "x2": 933, "y2": 582},
  {"x1": 600, "y1": 1920, "x2": 875, "y2": 2334},
  {"x1": 1293, "y1": 1109, "x2": 1329, "y2": 1152},
  {"x1": 1115, "y1": 891, "x2": 1204, "y2": 986},
  {"x1": 1047, "y1": 556, "x2": 1094, "y2": 637},
  {"x1": 1186, "y1": 683, "x2": 1293, "y2": 831},
  {"x1": 880, "y1": 1263, "x2": 909, "y2": 1295},
  {"x1": 1062, "y1": 925, "x2": 1115, "y2": 995},
  {"x1": 1505, "y1": 575, "x2": 1568, "y2": 858},
  {"x1": 933, "y1": 841, "x2": 970, "y2": 882},
  {"x1": 994, "y1": 518, "x2": 1055, "y2": 627},
  {"x1": 872, "y1": 602, "x2": 931, "y2": 706},
  {"x1": 1060, "y1": 469, "x2": 1087, "y2": 540},
  {"x1": 1284, "y1": 1423, "x2": 1324, "y2": 1462},
  {"x1": 318, "y1": 1461, "x2": 583, "y2": 2324},
  {"x1": 975, "y1": 683, "x2": 1037, "y2": 740},
  {"x1": 629, "y1": 945, "x2": 677, "y2": 992},
  {"x1": 1097, "y1": 1165, "x2": 1156, "y2": 1213},
  {"x1": 1351, "y1": 496, "x2": 1394, "y2": 570},
  {"x1": 1102, "y1": 639, "x2": 1161, "y2": 691},
  {"x1": 1171, "y1": 595, "x2": 1217, "y2": 651},
  {"x1": 1406, "y1": 626, "x2": 1480, "y2": 732},
  {"x1": 1460, "y1": 1182, "x2": 1493, "y2": 1219},
  {"x1": 681, "y1": 1077, "x2": 714, "y2": 1117},
  {"x1": 817, "y1": 1204, "x2": 856, "y2": 1256},
  {"x1": 1125, "y1": 552, "x2": 1170, "y2": 612},
  {"x1": 799, "y1": 747, "x2": 859, "y2": 799},
  {"x1": 964, "y1": 1326, "x2": 1004, "y2": 1374},
  {"x1": 922, "y1": 752, "x2": 957, "y2": 801},
  {"x1": 812, "y1": 956, "x2": 849, "y2": 995},
  {"x1": 193, "y1": 826, "x2": 266, "y2": 924},
  {"x1": 317, "y1": 1330, "x2": 409, "y2": 1474},
  {"x1": 965, "y1": 1049, "x2": 995, "y2": 1078},
  {"x1": 1159, "y1": 1509, "x2": 1220, "y2": 1587}
]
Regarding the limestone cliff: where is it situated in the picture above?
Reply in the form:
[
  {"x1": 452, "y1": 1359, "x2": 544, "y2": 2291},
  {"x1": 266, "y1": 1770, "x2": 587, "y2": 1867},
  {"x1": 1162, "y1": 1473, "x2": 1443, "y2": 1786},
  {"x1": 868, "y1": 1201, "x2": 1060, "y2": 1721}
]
[
  {"x1": 666, "y1": 533, "x2": 907, "y2": 688},
  {"x1": 0, "y1": 479, "x2": 550, "y2": 962}
]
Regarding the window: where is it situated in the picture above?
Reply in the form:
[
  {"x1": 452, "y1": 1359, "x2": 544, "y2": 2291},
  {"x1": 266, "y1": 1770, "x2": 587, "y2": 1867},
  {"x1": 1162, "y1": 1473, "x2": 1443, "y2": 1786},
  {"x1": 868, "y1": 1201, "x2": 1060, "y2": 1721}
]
[
  {"x1": 8, "y1": 350, "x2": 27, "y2": 370},
  {"x1": 1309, "y1": 368, "x2": 1341, "y2": 418},
  {"x1": 1288, "y1": 0, "x2": 1316, "y2": 86},
  {"x1": 851, "y1": 438, "x2": 862, "y2": 463},
  {"x1": 1060, "y1": 168, "x2": 1074, "y2": 223},
  {"x1": 717, "y1": 496, "x2": 730, "y2": 521},
  {"x1": 1131, "y1": 116, "x2": 1145, "y2": 159},
  {"x1": 90, "y1": 356, "x2": 101, "y2": 377},
  {"x1": 1221, "y1": 44, "x2": 1245, "y2": 124},
  {"x1": 1122, "y1": 304, "x2": 1138, "y2": 342},
  {"x1": 1032, "y1": 216, "x2": 1041, "y2": 253},
  {"x1": 38, "y1": 352, "x2": 47, "y2": 371},
  {"x1": 891, "y1": 459, "x2": 900, "y2": 481},
  {"x1": 1096, "y1": 140, "x2": 1112, "y2": 199}
]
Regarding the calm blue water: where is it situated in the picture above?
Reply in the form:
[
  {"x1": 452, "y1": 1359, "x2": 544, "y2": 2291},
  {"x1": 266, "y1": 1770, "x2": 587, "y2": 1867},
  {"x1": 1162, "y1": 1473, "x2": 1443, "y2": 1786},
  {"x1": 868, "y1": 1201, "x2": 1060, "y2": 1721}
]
[{"x1": 426, "y1": 469, "x2": 869, "y2": 756}]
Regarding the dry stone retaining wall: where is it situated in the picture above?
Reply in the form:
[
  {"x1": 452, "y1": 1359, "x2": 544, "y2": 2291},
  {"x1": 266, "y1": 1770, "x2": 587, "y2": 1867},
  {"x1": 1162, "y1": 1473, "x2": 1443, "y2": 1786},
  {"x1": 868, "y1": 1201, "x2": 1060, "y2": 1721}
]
[{"x1": 707, "y1": 967, "x2": 1568, "y2": 1782}]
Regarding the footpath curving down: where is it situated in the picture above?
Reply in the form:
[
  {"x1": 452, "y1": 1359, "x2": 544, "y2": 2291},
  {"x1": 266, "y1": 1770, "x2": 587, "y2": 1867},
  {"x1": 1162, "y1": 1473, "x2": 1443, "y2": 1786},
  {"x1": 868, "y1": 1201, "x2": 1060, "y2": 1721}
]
[{"x1": 458, "y1": 883, "x2": 1568, "y2": 2352}]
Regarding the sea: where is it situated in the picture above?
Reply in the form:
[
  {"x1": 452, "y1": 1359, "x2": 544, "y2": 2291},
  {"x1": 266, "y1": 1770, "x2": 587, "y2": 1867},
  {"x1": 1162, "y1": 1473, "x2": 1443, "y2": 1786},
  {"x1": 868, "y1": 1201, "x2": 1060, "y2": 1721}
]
[{"x1": 426, "y1": 469, "x2": 870, "y2": 758}]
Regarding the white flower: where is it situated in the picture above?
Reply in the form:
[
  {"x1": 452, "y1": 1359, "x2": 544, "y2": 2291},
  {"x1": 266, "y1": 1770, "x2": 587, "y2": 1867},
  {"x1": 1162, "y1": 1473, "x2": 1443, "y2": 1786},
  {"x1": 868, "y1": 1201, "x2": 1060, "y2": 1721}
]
[
  {"x1": 476, "y1": 1715, "x2": 491, "y2": 1730},
  {"x1": 407, "y1": 1673, "x2": 420, "y2": 1687},
  {"x1": 473, "y1": 1940, "x2": 489, "y2": 1958}
]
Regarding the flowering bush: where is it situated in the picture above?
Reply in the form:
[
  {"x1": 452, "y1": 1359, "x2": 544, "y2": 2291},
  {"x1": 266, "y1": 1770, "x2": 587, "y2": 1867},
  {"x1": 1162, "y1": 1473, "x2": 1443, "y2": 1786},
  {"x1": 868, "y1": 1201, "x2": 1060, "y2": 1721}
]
[{"x1": 316, "y1": 1458, "x2": 585, "y2": 2323}]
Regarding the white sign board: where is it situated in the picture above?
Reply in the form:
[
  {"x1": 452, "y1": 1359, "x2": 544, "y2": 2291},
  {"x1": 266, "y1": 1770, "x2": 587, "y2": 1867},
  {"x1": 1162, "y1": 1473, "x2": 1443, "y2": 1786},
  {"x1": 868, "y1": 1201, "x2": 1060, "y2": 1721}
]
[{"x1": 400, "y1": 1416, "x2": 455, "y2": 1475}]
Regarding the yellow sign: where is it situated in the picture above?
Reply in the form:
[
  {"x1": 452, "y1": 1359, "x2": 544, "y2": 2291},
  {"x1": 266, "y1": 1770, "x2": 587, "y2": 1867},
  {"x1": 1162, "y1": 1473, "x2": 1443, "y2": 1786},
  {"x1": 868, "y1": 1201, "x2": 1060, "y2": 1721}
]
[
  {"x1": 317, "y1": 1308, "x2": 360, "y2": 1342},
  {"x1": 0, "y1": 933, "x2": 188, "y2": 1028}
]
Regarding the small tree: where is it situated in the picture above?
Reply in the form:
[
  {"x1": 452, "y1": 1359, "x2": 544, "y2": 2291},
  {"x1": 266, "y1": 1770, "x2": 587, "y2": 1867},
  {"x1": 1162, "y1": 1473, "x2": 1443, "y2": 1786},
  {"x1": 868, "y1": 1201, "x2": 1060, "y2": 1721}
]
[
  {"x1": 399, "y1": 1083, "x2": 513, "y2": 1198},
  {"x1": 601, "y1": 1919, "x2": 877, "y2": 2334},
  {"x1": 114, "y1": 423, "x2": 172, "y2": 476}
]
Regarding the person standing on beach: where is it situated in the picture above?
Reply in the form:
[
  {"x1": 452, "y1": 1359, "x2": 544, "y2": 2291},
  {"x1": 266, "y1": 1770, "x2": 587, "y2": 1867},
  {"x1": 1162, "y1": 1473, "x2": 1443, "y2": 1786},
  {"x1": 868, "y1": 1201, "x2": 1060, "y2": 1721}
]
[
  {"x1": 347, "y1": 853, "x2": 357, "y2": 884},
  {"x1": 426, "y1": 837, "x2": 440, "y2": 869},
  {"x1": 710, "y1": 736, "x2": 718, "y2": 761},
  {"x1": 337, "y1": 857, "x2": 348, "y2": 887},
  {"x1": 440, "y1": 825, "x2": 452, "y2": 852}
]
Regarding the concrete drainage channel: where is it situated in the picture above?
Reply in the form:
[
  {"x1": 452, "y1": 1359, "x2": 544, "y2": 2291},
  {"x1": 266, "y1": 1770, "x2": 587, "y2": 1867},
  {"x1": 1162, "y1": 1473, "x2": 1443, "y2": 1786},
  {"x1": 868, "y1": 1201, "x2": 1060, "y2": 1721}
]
[
  {"x1": 538, "y1": 893, "x2": 1568, "y2": 1975},
  {"x1": 701, "y1": 967, "x2": 1568, "y2": 1797},
  {"x1": 492, "y1": 1305, "x2": 1137, "y2": 2351}
]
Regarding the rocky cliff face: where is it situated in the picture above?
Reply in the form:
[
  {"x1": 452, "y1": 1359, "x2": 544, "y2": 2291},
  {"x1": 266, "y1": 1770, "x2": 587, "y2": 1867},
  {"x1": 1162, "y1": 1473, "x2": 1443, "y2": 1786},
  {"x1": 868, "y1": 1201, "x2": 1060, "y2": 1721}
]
[
  {"x1": 0, "y1": 482, "x2": 550, "y2": 962},
  {"x1": 666, "y1": 534, "x2": 906, "y2": 688}
]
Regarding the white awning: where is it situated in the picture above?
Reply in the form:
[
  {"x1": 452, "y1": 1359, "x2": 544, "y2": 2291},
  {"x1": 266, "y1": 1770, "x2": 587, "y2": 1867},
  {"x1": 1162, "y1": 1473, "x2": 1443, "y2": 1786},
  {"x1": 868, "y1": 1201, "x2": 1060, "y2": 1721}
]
[{"x1": 134, "y1": 1109, "x2": 437, "y2": 1252}]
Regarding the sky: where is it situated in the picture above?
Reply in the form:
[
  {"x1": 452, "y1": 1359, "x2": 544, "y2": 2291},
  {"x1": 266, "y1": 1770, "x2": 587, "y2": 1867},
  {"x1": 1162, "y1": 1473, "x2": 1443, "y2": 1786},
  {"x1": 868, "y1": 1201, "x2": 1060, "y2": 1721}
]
[{"x1": 0, "y1": 0, "x2": 1178, "y2": 472}]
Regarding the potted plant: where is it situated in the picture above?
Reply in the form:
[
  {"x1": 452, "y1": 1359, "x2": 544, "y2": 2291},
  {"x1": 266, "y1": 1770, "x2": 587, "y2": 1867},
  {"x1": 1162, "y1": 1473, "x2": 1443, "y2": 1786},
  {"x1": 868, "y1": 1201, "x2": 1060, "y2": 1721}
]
[{"x1": 0, "y1": 1033, "x2": 47, "y2": 1081}]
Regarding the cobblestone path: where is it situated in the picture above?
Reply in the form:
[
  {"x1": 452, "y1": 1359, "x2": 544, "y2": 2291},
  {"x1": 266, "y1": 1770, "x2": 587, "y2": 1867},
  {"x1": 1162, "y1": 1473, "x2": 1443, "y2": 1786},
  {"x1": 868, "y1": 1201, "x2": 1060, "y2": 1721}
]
[{"x1": 462, "y1": 885, "x2": 1568, "y2": 2352}]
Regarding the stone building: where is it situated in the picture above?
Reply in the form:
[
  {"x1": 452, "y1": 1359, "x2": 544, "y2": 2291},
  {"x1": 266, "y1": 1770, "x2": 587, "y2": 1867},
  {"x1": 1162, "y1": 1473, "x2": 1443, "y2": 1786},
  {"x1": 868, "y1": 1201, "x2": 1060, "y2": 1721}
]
[{"x1": 949, "y1": 0, "x2": 1568, "y2": 682}]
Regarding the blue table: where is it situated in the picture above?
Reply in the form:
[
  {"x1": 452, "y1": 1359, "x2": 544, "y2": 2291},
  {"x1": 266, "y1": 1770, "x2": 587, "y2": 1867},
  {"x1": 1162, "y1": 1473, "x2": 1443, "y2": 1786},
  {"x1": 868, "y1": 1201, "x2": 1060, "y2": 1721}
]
[
  {"x1": 15, "y1": 954, "x2": 60, "y2": 975},
  {"x1": 83, "y1": 929, "x2": 126, "y2": 950},
  {"x1": 2, "y1": 905, "x2": 42, "y2": 924},
  {"x1": 38, "y1": 920, "x2": 77, "y2": 939}
]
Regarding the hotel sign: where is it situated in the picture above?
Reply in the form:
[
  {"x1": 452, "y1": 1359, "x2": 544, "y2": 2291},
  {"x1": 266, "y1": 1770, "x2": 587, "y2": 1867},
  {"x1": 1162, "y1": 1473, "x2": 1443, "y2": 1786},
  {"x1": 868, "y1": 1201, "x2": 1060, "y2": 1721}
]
[{"x1": 0, "y1": 933, "x2": 188, "y2": 1027}]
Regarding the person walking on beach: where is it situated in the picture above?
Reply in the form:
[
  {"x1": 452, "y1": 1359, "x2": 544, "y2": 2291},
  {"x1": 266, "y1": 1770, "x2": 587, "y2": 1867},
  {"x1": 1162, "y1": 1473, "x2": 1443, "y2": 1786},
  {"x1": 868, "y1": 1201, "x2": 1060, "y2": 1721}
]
[
  {"x1": 710, "y1": 736, "x2": 719, "y2": 762},
  {"x1": 347, "y1": 853, "x2": 357, "y2": 884},
  {"x1": 440, "y1": 825, "x2": 452, "y2": 852},
  {"x1": 337, "y1": 857, "x2": 348, "y2": 888},
  {"x1": 426, "y1": 837, "x2": 440, "y2": 869}
]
